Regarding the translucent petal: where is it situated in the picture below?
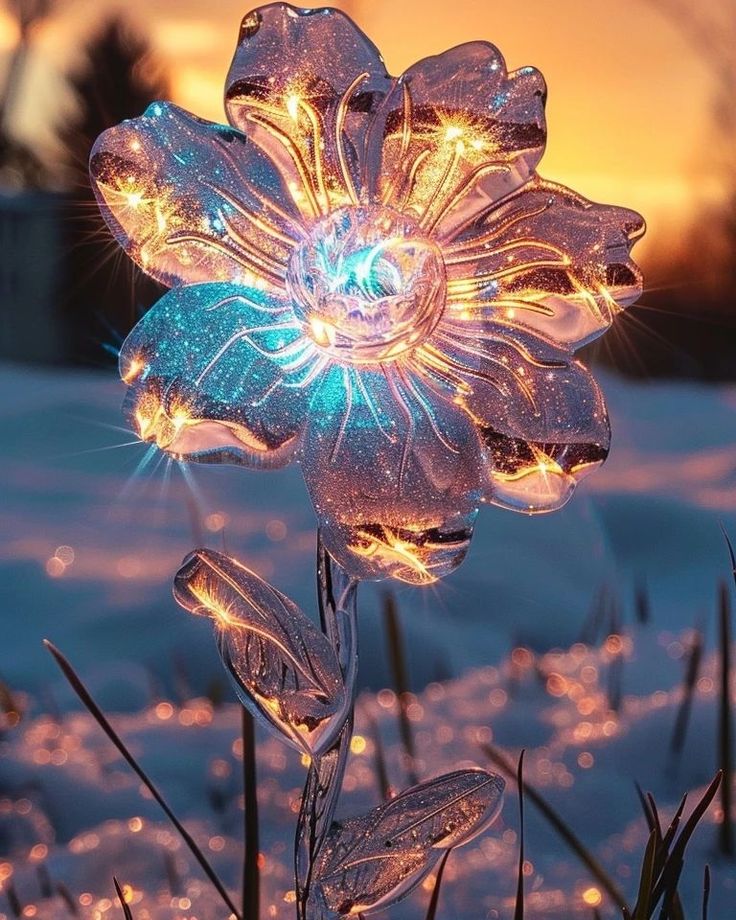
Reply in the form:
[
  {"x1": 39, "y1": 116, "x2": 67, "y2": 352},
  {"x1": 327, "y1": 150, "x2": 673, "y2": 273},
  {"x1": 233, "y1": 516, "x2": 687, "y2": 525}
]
[
  {"x1": 300, "y1": 364, "x2": 483, "y2": 583},
  {"x1": 120, "y1": 282, "x2": 322, "y2": 467},
  {"x1": 416, "y1": 324, "x2": 609, "y2": 512},
  {"x1": 372, "y1": 42, "x2": 546, "y2": 237},
  {"x1": 442, "y1": 178, "x2": 645, "y2": 349},
  {"x1": 225, "y1": 4, "x2": 392, "y2": 217},
  {"x1": 90, "y1": 102, "x2": 303, "y2": 289}
]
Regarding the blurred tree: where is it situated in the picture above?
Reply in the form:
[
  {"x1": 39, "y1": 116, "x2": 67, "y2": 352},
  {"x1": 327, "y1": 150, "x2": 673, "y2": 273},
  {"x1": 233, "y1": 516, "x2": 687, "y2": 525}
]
[
  {"x1": 0, "y1": 0, "x2": 54, "y2": 189},
  {"x1": 58, "y1": 14, "x2": 169, "y2": 365}
]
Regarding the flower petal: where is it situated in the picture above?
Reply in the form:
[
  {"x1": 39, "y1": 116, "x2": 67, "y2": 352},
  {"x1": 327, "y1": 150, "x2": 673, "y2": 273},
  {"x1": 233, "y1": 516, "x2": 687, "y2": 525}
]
[
  {"x1": 415, "y1": 325, "x2": 609, "y2": 512},
  {"x1": 300, "y1": 364, "x2": 483, "y2": 583},
  {"x1": 225, "y1": 4, "x2": 392, "y2": 216},
  {"x1": 372, "y1": 42, "x2": 545, "y2": 236},
  {"x1": 443, "y1": 178, "x2": 644, "y2": 349},
  {"x1": 120, "y1": 282, "x2": 322, "y2": 467},
  {"x1": 90, "y1": 102, "x2": 303, "y2": 289}
]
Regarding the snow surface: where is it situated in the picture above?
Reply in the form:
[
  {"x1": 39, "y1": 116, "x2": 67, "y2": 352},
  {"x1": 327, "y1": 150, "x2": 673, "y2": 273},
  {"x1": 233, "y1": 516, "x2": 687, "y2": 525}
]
[{"x1": 1, "y1": 362, "x2": 736, "y2": 918}]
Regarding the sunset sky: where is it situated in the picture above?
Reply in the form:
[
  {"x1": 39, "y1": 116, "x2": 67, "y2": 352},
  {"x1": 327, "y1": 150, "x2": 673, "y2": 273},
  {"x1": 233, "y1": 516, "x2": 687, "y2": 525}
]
[{"x1": 1, "y1": 0, "x2": 734, "y2": 262}]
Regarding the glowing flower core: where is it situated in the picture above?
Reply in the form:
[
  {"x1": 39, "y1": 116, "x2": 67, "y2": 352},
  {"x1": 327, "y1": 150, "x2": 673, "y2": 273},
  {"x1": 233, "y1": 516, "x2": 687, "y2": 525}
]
[{"x1": 287, "y1": 206, "x2": 446, "y2": 364}]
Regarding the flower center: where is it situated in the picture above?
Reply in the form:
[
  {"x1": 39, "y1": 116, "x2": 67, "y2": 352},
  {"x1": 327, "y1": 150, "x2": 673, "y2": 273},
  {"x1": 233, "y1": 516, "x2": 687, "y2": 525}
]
[{"x1": 287, "y1": 206, "x2": 446, "y2": 364}]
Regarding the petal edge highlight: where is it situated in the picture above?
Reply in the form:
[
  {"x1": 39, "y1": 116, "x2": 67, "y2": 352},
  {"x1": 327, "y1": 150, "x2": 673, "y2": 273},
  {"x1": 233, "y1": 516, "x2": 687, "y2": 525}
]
[
  {"x1": 120, "y1": 283, "x2": 321, "y2": 468},
  {"x1": 90, "y1": 102, "x2": 303, "y2": 290}
]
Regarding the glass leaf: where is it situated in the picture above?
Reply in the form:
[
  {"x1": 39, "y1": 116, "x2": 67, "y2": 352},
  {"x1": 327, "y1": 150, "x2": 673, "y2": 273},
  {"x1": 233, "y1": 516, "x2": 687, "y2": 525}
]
[
  {"x1": 309, "y1": 769, "x2": 504, "y2": 916},
  {"x1": 174, "y1": 548, "x2": 348, "y2": 757}
]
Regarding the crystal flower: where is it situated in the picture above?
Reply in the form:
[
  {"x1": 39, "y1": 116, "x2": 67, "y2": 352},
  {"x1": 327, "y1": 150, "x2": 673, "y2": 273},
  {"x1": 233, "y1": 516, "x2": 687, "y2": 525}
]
[{"x1": 91, "y1": 3, "x2": 644, "y2": 585}]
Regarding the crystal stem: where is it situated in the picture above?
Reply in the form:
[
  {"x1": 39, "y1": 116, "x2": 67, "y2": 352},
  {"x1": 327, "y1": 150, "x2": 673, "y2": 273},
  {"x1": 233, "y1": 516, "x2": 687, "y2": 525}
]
[{"x1": 295, "y1": 535, "x2": 359, "y2": 920}]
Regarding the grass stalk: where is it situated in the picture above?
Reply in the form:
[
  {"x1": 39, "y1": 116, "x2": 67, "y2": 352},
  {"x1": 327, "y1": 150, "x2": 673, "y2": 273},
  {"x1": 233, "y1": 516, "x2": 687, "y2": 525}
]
[
  {"x1": 647, "y1": 792, "x2": 688, "y2": 917},
  {"x1": 702, "y1": 865, "x2": 710, "y2": 920},
  {"x1": 670, "y1": 626, "x2": 704, "y2": 757},
  {"x1": 635, "y1": 577, "x2": 651, "y2": 626},
  {"x1": 44, "y1": 640, "x2": 241, "y2": 920},
  {"x1": 241, "y1": 706, "x2": 260, "y2": 920},
  {"x1": 382, "y1": 592, "x2": 418, "y2": 784},
  {"x1": 113, "y1": 878, "x2": 134, "y2": 919},
  {"x1": 650, "y1": 771, "x2": 722, "y2": 911},
  {"x1": 5, "y1": 882, "x2": 21, "y2": 917},
  {"x1": 631, "y1": 829, "x2": 657, "y2": 920},
  {"x1": 164, "y1": 851, "x2": 181, "y2": 897},
  {"x1": 514, "y1": 751, "x2": 526, "y2": 920},
  {"x1": 424, "y1": 850, "x2": 450, "y2": 920},
  {"x1": 579, "y1": 584, "x2": 608, "y2": 646},
  {"x1": 717, "y1": 579, "x2": 733, "y2": 856},
  {"x1": 366, "y1": 708, "x2": 391, "y2": 802},
  {"x1": 482, "y1": 743, "x2": 630, "y2": 915},
  {"x1": 35, "y1": 864, "x2": 51, "y2": 899},
  {"x1": 56, "y1": 882, "x2": 78, "y2": 915}
]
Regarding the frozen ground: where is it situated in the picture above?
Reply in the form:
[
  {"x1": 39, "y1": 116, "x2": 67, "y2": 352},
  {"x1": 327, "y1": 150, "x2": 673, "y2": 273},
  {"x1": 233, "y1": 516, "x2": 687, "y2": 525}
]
[{"x1": 1, "y1": 361, "x2": 736, "y2": 918}]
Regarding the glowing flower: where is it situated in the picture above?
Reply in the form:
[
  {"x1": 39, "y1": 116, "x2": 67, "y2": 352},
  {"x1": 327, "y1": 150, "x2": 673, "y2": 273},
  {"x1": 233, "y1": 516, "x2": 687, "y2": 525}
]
[{"x1": 91, "y1": 3, "x2": 643, "y2": 584}]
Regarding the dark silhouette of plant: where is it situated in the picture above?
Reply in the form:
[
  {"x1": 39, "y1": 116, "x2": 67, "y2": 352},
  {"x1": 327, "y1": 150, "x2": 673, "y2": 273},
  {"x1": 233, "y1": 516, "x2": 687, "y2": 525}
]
[
  {"x1": 0, "y1": 0, "x2": 54, "y2": 189},
  {"x1": 58, "y1": 14, "x2": 169, "y2": 364}
]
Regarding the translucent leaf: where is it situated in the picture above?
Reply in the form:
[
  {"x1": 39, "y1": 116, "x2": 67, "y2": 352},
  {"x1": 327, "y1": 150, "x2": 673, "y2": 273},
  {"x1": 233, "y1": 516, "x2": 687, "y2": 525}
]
[
  {"x1": 308, "y1": 769, "x2": 504, "y2": 916},
  {"x1": 173, "y1": 548, "x2": 347, "y2": 757}
]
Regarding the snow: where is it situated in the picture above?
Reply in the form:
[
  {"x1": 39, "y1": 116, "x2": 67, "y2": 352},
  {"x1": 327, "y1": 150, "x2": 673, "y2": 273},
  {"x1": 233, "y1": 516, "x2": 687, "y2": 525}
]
[{"x1": 1, "y1": 361, "x2": 735, "y2": 918}]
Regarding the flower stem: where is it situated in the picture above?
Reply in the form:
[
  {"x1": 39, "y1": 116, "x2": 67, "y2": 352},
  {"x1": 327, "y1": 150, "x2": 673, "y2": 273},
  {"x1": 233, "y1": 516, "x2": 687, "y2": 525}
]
[{"x1": 295, "y1": 536, "x2": 359, "y2": 919}]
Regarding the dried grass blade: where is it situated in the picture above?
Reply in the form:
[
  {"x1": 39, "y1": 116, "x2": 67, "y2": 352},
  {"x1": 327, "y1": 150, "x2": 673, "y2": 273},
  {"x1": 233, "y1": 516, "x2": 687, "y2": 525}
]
[
  {"x1": 514, "y1": 750, "x2": 526, "y2": 920},
  {"x1": 651, "y1": 771, "x2": 722, "y2": 911},
  {"x1": 718, "y1": 578, "x2": 734, "y2": 856},
  {"x1": 702, "y1": 865, "x2": 711, "y2": 920},
  {"x1": 382, "y1": 592, "x2": 417, "y2": 784},
  {"x1": 44, "y1": 640, "x2": 241, "y2": 920},
  {"x1": 632, "y1": 830, "x2": 657, "y2": 920},
  {"x1": 482, "y1": 743, "x2": 630, "y2": 916},
  {"x1": 113, "y1": 878, "x2": 134, "y2": 920},
  {"x1": 241, "y1": 706, "x2": 260, "y2": 920}
]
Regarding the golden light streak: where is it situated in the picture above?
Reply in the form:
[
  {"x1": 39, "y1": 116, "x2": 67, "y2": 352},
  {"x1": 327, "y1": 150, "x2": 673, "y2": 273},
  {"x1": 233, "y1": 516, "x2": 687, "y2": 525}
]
[
  {"x1": 335, "y1": 71, "x2": 370, "y2": 205},
  {"x1": 285, "y1": 93, "x2": 301, "y2": 121},
  {"x1": 121, "y1": 355, "x2": 145, "y2": 384},
  {"x1": 349, "y1": 526, "x2": 439, "y2": 585},
  {"x1": 245, "y1": 111, "x2": 322, "y2": 218}
]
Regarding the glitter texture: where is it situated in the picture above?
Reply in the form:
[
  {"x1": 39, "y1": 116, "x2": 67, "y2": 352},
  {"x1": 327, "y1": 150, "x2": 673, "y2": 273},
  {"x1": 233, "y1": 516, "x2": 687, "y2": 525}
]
[{"x1": 91, "y1": 3, "x2": 644, "y2": 584}]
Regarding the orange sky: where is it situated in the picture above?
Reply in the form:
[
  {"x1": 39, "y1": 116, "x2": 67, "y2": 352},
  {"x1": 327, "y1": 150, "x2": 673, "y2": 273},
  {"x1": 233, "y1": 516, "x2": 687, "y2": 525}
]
[{"x1": 1, "y1": 0, "x2": 733, "y2": 261}]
